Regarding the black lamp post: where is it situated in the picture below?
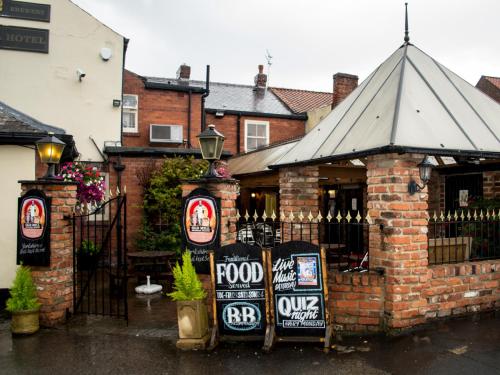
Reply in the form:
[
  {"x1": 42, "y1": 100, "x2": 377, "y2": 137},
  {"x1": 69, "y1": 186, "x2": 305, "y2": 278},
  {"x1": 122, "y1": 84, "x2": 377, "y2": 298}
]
[
  {"x1": 408, "y1": 155, "x2": 433, "y2": 195},
  {"x1": 197, "y1": 124, "x2": 225, "y2": 178},
  {"x1": 36, "y1": 132, "x2": 66, "y2": 180}
]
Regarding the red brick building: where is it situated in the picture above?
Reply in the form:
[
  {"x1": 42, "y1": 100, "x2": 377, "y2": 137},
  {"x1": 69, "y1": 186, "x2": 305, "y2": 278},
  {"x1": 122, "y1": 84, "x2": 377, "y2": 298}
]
[{"x1": 106, "y1": 65, "x2": 356, "y2": 250}]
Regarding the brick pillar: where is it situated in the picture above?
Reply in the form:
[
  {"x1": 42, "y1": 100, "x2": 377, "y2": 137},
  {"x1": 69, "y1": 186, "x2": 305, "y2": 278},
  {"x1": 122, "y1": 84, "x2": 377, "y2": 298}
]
[
  {"x1": 279, "y1": 165, "x2": 320, "y2": 243},
  {"x1": 181, "y1": 177, "x2": 239, "y2": 319},
  {"x1": 366, "y1": 154, "x2": 429, "y2": 331},
  {"x1": 20, "y1": 180, "x2": 78, "y2": 327}
]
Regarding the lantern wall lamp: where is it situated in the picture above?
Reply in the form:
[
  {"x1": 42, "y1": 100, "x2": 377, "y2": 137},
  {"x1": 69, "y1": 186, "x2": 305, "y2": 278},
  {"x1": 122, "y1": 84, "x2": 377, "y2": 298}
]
[
  {"x1": 197, "y1": 124, "x2": 225, "y2": 178},
  {"x1": 36, "y1": 132, "x2": 66, "y2": 180},
  {"x1": 408, "y1": 155, "x2": 433, "y2": 195}
]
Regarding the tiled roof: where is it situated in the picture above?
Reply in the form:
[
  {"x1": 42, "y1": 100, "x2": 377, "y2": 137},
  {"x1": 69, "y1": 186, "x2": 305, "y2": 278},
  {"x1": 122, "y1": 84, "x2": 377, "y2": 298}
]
[
  {"x1": 144, "y1": 76, "x2": 299, "y2": 117},
  {"x1": 270, "y1": 87, "x2": 333, "y2": 113},
  {"x1": 483, "y1": 76, "x2": 500, "y2": 89},
  {"x1": 0, "y1": 100, "x2": 65, "y2": 135}
]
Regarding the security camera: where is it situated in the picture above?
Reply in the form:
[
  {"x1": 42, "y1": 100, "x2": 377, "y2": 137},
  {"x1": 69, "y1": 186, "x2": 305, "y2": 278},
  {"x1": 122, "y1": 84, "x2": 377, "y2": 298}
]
[{"x1": 77, "y1": 69, "x2": 86, "y2": 81}]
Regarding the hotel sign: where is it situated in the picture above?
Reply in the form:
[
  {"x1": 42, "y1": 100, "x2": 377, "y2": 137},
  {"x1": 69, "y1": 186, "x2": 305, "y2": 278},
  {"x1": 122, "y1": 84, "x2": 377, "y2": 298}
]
[
  {"x1": 0, "y1": 0, "x2": 51, "y2": 22},
  {"x1": 0, "y1": 25, "x2": 49, "y2": 53}
]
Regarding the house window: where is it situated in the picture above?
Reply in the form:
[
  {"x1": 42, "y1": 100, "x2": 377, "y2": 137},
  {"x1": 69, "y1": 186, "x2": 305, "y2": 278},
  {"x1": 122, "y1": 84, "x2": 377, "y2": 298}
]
[
  {"x1": 245, "y1": 120, "x2": 269, "y2": 152},
  {"x1": 122, "y1": 94, "x2": 138, "y2": 133},
  {"x1": 150, "y1": 124, "x2": 183, "y2": 143}
]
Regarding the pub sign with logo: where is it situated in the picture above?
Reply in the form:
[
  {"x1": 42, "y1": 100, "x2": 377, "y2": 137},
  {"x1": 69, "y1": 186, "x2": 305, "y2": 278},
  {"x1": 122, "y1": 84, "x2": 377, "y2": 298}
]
[
  {"x1": 17, "y1": 189, "x2": 51, "y2": 266},
  {"x1": 181, "y1": 188, "x2": 220, "y2": 274}
]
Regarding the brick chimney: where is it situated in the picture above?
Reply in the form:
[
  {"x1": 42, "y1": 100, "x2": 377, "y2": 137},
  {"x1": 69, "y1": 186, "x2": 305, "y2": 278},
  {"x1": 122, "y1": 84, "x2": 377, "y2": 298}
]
[
  {"x1": 254, "y1": 64, "x2": 267, "y2": 89},
  {"x1": 177, "y1": 63, "x2": 191, "y2": 80},
  {"x1": 332, "y1": 73, "x2": 358, "y2": 108}
]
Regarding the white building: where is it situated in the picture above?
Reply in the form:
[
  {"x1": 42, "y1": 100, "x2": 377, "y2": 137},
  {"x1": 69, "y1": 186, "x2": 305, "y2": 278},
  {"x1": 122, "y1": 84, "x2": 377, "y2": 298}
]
[{"x1": 0, "y1": 0, "x2": 126, "y2": 292}]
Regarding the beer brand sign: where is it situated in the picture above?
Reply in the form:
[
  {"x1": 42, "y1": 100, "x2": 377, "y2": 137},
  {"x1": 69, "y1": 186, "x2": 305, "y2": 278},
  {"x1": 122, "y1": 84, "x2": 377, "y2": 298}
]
[
  {"x1": 181, "y1": 188, "x2": 220, "y2": 274},
  {"x1": 213, "y1": 243, "x2": 266, "y2": 336},
  {"x1": 17, "y1": 189, "x2": 51, "y2": 266}
]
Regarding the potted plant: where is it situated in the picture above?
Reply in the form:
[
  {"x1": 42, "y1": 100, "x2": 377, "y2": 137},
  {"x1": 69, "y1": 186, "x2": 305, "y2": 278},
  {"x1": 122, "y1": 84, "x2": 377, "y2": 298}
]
[
  {"x1": 168, "y1": 251, "x2": 209, "y2": 349},
  {"x1": 78, "y1": 240, "x2": 101, "y2": 270},
  {"x1": 6, "y1": 265, "x2": 41, "y2": 335}
]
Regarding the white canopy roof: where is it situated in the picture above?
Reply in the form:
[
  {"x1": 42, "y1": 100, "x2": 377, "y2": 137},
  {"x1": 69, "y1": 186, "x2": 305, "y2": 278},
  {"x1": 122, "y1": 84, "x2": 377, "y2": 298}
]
[{"x1": 272, "y1": 44, "x2": 500, "y2": 168}]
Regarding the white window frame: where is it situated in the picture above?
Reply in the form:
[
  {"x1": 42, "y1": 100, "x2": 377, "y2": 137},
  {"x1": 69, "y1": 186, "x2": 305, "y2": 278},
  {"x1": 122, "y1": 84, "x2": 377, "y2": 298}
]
[
  {"x1": 122, "y1": 94, "x2": 138, "y2": 133},
  {"x1": 244, "y1": 120, "x2": 269, "y2": 152},
  {"x1": 149, "y1": 124, "x2": 184, "y2": 143}
]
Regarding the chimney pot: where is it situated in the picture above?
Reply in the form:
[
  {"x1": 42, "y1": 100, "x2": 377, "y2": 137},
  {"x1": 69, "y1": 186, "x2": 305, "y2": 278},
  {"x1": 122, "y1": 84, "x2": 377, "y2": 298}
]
[
  {"x1": 254, "y1": 64, "x2": 267, "y2": 89},
  {"x1": 332, "y1": 72, "x2": 358, "y2": 108},
  {"x1": 177, "y1": 64, "x2": 191, "y2": 80}
]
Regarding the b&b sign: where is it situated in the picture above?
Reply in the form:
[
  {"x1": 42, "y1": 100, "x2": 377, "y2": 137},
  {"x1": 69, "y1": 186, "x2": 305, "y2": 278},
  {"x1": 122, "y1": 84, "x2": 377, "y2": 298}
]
[{"x1": 213, "y1": 243, "x2": 266, "y2": 336}]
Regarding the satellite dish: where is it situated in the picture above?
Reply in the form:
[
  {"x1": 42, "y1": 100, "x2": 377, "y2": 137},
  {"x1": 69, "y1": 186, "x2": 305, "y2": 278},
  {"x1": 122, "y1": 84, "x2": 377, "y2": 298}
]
[{"x1": 100, "y1": 47, "x2": 112, "y2": 61}]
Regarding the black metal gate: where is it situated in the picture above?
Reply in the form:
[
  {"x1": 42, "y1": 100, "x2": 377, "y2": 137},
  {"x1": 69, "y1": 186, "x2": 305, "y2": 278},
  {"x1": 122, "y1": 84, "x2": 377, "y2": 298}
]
[{"x1": 72, "y1": 195, "x2": 128, "y2": 320}]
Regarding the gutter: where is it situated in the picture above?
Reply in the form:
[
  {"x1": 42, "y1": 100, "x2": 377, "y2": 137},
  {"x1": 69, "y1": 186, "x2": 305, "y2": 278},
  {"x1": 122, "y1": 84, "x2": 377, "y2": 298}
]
[
  {"x1": 205, "y1": 108, "x2": 307, "y2": 120},
  {"x1": 268, "y1": 145, "x2": 500, "y2": 170},
  {"x1": 104, "y1": 146, "x2": 232, "y2": 159},
  {"x1": 144, "y1": 81, "x2": 206, "y2": 93}
]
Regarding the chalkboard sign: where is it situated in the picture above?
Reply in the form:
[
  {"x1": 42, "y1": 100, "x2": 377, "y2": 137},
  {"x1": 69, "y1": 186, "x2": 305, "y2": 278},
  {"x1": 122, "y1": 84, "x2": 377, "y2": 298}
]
[
  {"x1": 17, "y1": 189, "x2": 51, "y2": 266},
  {"x1": 212, "y1": 243, "x2": 267, "y2": 337},
  {"x1": 181, "y1": 188, "x2": 220, "y2": 274},
  {"x1": 270, "y1": 241, "x2": 326, "y2": 337}
]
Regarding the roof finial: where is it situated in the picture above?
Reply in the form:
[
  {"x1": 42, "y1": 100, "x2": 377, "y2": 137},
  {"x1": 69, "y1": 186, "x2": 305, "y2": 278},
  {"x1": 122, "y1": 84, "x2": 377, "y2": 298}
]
[{"x1": 404, "y1": 2, "x2": 410, "y2": 43}]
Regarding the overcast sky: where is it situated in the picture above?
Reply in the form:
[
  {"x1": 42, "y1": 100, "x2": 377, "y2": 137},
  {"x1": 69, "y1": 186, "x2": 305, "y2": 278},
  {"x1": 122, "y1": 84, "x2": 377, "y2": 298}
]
[{"x1": 72, "y1": 0, "x2": 500, "y2": 92}]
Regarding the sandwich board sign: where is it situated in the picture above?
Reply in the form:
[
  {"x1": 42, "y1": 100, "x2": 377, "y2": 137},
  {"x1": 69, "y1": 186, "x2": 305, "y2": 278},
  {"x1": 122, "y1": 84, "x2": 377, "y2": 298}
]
[
  {"x1": 264, "y1": 241, "x2": 332, "y2": 352},
  {"x1": 209, "y1": 243, "x2": 268, "y2": 348}
]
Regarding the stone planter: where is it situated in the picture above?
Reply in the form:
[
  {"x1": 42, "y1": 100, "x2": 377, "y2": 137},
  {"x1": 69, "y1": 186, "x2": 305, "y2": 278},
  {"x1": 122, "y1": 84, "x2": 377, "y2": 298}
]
[
  {"x1": 11, "y1": 308, "x2": 40, "y2": 335},
  {"x1": 176, "y1": 300, "x2": 209, "y2": 350}
]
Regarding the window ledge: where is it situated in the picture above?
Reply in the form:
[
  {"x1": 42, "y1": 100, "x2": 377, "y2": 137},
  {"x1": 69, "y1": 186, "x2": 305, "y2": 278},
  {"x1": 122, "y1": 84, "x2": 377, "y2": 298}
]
[{"x1": 123, "y1": 132, "x2": 141, "y2": 137}]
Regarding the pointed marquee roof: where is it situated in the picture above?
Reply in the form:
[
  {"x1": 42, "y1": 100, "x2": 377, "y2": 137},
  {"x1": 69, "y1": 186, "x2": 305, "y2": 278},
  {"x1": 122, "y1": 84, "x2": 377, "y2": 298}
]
[{"x1": 272, "y1": 43, "x2": 500, "y2": 168}]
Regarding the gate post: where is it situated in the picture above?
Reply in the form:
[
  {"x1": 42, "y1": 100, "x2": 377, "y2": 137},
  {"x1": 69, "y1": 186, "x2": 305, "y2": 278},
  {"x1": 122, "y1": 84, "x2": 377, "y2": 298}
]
[
  {"x1": 19, "y1": 180, "x2": 78, "y2": 327},
  {"x1": 366, "y1": 153, "x2": 429, "y2": 332},
  {"x1": 181, "y1": 177, "x2": 239, "y2": 318}
]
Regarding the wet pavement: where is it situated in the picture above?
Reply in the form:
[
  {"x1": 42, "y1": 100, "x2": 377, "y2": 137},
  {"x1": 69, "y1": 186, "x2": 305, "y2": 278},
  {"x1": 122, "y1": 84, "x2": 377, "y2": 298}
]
[{"x1": 1, "y1": 295, "x2": 499, "y2": 374}]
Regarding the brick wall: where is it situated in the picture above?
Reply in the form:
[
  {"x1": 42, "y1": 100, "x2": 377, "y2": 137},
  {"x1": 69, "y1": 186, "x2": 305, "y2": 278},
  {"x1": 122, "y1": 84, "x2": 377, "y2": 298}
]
[
  {"x1": 20, "y1": 181, "x2": 77, "y2": 327},
  {"x1": 483, "y1": 171, "x2": 500, "y2": 199},
  {"x1": 425, "y1": 260, "x2": 500, "y2": 318},
  {"x1": 476, "y1": 77, "x2": 500, "y2": 104},
  {"x1": 123, "y1": 70, "x2": 203, "y2": 148},
  {"x1": 332, "y1": 73, "x2": 358, "y2": 108},
  {"x1": 279, "y1": 165, "x2": 320, "y2": 243},
  {"x1": 329, "y1": 271, "x2": 385, "y2": 333},
  {"x1": 205, "y1": 113, "x2": 305, "y2": 155}
]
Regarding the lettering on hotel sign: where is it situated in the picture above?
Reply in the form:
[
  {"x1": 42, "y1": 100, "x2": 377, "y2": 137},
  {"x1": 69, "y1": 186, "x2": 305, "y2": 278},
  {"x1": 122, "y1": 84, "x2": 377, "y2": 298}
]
[
  {"x1": 0, "y1": 0, "x2": 51, "y2": 22},
  {"x1": 0, "y1": 25, "x2": 49, "y2": 53}
]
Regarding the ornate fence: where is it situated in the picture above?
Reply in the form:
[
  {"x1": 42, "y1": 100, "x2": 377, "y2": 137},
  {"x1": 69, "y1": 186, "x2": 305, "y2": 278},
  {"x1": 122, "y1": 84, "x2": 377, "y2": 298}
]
[
  {"x1": 235, "y1": 210, "x2": 372, "y2": 272},
  {"x1": 428, "y1": 209, "x2": 500, "y2": 265}
]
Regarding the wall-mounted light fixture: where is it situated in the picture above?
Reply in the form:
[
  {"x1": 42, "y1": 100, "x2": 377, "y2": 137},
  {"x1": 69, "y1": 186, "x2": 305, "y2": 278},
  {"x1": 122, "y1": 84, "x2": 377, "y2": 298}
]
[
  {"x1": 197, "y1": 124, "x2": 225, "y2": 178},
  {"x1": 112, "y1": 99, "x2": 121, "y2": 107},
  {"x1": 408, "y1": 155, "x2": 433, "y2": 195},
  {"x1": 36, "y1": 132, "x2": 66, "y2": 180},
  {"x1": 328, "y1": 189, "x2": 336, "y2": 198},
  {"x1": 251, "y1": 192, "x2": 256, "y2": 198}
]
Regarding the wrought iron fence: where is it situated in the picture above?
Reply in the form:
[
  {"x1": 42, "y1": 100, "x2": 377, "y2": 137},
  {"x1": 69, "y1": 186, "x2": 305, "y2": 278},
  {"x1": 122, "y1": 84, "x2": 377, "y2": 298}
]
[
  {"x1": 428, "y1": 209, "x2": 500, "y2": 265},
  {"x1": 235, "y1": 210, "x2": 371, "y2": 272},
  {"x1": 72, "y1": 194, "x2": 128, "y2": 320}
]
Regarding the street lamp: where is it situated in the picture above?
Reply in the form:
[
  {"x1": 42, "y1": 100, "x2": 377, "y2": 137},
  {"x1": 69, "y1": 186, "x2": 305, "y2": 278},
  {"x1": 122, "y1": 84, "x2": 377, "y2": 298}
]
[
  {"x1": 197, "y1": 124, "x2": 225, "y2": 178},
  {"x1": 36, "y1": 132, "x2": 66, "y2": 180},
  {"x1": 408, "y1": 155, "x2": 433, "y2": 195}
]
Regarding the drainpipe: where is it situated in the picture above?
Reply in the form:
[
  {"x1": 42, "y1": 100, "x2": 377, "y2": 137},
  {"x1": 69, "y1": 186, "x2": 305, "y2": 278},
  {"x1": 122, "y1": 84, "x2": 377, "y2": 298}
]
[
  {"x1": 236, "y1": 112, "x2": 241, "y2": 154},
  {"x1": 201, "y1": 65, "x2": 210, "y2": 131},
  {"x1": 187, "y1": 90, "x2": 192, "y2": 148}
]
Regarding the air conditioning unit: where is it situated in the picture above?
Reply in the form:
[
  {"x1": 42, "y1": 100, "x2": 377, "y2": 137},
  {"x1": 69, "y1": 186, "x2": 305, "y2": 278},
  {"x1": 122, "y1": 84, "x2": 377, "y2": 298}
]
[{"x1": 150, "y1": 124, "x2": 183, "y2": 143}]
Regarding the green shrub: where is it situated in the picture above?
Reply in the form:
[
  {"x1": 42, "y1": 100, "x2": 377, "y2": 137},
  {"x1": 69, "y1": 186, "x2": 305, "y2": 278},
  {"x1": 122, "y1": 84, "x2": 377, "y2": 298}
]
[
  {"x1": 168, "y1": 251, "x2": 206, "y2": 301},
  {"x1": 79, "y1": 240, "x2": 101, "y2": 256},
  {"x1": 6, "y1": 265, "x2": 41, "y2": 312}
]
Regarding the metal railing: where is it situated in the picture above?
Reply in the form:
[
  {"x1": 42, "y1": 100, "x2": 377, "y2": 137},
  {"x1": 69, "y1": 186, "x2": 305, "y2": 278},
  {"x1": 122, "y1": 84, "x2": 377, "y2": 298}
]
[
  {"x1": 428, "y1": 209, "x2": 500, "y2": 265},
  {"x1": 235, "y1": 210, "x2": 371, "y2": 272}
]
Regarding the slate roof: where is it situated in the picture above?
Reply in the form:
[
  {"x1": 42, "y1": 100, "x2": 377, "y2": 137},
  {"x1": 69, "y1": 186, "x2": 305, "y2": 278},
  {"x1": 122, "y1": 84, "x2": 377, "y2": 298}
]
[
  {"x1": 0, "y1": 100, "x2": 65, "y2": 135},
  {"x1": 272, "y1": 43, "x2": 500, "y2": 168},
  {"x1": 271, "y1": 87, "x2": 333, "y2": 113},
  {"x1": 143, "y1": 76, "x2": 304, "y2": 118}
]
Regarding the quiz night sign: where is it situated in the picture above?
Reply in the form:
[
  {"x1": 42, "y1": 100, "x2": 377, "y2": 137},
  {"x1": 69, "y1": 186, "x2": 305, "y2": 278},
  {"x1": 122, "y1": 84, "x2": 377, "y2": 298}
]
[
  {"x1": 213, "y1": 243, "x2": 266, "y2": 336},
  {"x1": 181, "y1": 188, "x2": 220, "y2": 274},
  {"x1": 17, "y1": 189, "x2": 51, "y2": 266},
  {"x1": 271, "y1": 241, "x2": 326, "y2": 337}
]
